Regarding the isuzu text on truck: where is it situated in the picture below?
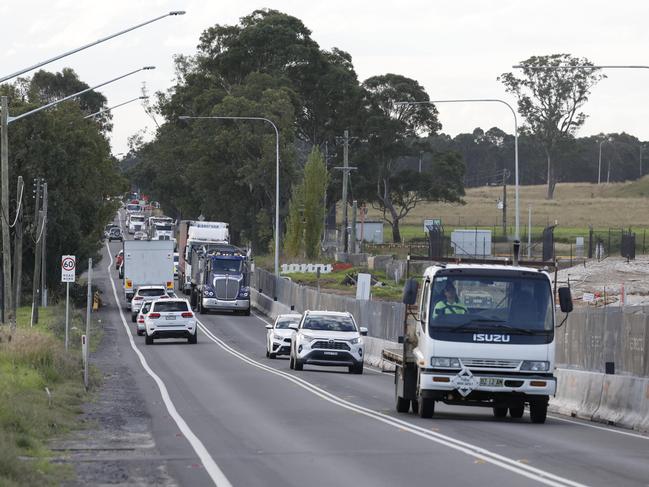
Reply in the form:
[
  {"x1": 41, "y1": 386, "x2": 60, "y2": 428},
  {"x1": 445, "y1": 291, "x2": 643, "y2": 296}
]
[
  {"x1": 385, "y1": 250, "x2": 572, "y2": 423},
  {"x1": 177, "y1": 221, "x2": 229, "y2": 294}
]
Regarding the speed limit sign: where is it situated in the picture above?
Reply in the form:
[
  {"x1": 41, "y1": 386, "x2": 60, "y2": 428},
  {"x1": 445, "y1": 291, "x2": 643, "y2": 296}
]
[{"x1": 61, "y1": 255, "x2": 76, "y2": 283}]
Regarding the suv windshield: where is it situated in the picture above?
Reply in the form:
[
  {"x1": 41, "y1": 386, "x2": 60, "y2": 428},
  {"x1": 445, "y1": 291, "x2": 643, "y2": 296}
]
[
  {"x1": 303, "y1": 315, "x2": 357, "y2": 332},
  {"x1": 138, "y1": 288, "x2": 166, "y2": 297},
  {"x1": 428, "y1": 273, "x2": 553, "y2": 334},
  {"x1": 276, "y1": 317, "x2": 301, "y2": 329},
  {"x1": 154, "y1": 301, "x2": 189, "y2": 312}
]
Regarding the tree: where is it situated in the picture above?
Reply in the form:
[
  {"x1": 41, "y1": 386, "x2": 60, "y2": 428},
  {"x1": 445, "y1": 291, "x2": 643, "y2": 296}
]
[
  {"x1": 283, "y1": 148, "x2": 328, "y2": 258},
  {"x1": 356, "y1": 74, "x2": 464, "y2": 243},
  {"x1": 499, "y1": 54, "x2": 605, "y2": 199}
]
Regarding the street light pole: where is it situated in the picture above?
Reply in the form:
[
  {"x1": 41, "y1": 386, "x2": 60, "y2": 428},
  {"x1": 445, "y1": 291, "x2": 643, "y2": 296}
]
[
  {"x1": 396, "y1": 99, "x2": 521, "y2": 241},
  {"x1": 178, "y1": 115, "x2": 281, "y2": 277},
  {"x1": 0, "y1": 11, "x2": 184, "y2": 84},
  {"x1": 0, "y1": 67, "x2": 155, "y2": 324},
  {"x1": 84, "y1": 96, "x2": 148, "y2": 119},
  {"x1": 598, "y1": 139, "x2": 604, "y2": 185}
]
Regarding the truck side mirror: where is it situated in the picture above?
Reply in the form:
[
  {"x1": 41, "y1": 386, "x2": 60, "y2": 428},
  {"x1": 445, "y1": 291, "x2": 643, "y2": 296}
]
[
  {"x1": 402, "y1": 278, "x2": 419, "y2": 305},
  {"x1": 558, "y1": 287, "x2": 573, "y2": 313}
]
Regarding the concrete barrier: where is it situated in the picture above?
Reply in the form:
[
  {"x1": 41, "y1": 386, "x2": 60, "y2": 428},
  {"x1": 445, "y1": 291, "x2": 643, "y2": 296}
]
[{"x1": 550, "y1": 368, "x2": 649, "y2": 433}]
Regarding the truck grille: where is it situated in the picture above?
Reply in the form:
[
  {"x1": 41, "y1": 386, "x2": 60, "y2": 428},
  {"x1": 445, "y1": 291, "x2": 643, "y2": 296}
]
[
  {"x1": 214, "y1": 277, "x2": 240, "y2": 300},
  {"x1": 461, "y1": 358, "x2": 522, "y2": 369},
  {"x1": 312, "y1": 341, "x2": 351, "y2": 351}
]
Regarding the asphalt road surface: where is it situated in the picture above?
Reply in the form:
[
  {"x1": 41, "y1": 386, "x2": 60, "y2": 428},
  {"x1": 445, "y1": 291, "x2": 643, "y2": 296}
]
[{"x1": 100, "y1": 223, "x2": 649, "y2": 487}]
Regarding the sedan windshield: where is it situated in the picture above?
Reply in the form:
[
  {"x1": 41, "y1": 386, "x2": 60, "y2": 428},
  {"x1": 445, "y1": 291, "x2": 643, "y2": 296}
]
[
  {"x1": 428, "y1": 273, "x2": 553, "y2": 334},
  {"x1": 303, "y1": 316, "x2": 357, "y2": 332}
]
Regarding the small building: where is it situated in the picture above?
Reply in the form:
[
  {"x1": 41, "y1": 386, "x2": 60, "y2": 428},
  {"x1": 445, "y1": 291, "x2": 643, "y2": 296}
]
[
  {"x1": 451, "y1": 229, "x2": 492, "y2": 257},
  {"x1": 356, "y1": 220, "x2": 384, "y2": 244}
]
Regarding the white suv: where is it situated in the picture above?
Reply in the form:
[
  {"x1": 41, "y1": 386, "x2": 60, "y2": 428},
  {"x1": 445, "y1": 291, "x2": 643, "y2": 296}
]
[
  {"x1": 289, "y1": 310, "x2": 367, "y2": 374},
  {"x1": 266, "y1": 313, "x2": 302, "y2": 359},
  {"x1": 144, "y1": 299, "x2": 197, "y2": 345},
  {"x1": 130, "y1": 286, "x2": 168, "y2": 322}
]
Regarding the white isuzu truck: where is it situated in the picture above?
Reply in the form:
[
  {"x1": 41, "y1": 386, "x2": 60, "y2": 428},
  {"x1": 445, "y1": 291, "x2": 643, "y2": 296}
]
[
  {"x1": 122, "y1": 240, "x2": 175, "y2": 303},
  {"x1": 385, "y1": 250, "x2": 572, "y2": 424}
]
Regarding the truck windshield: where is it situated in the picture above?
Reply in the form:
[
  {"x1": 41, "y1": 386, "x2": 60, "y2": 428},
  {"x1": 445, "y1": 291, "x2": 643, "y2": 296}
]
[
  {"x1": 212, "y1": 259, "x2": 242, "y2": 274},
  {"x1": 428, "y1": 273, "x2": 553, "y2": 334}
]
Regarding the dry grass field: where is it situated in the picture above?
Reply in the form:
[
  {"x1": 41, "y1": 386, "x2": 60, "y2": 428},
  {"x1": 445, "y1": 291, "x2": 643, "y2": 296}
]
[{"x1": 366, "y1": 180, "x2": 649, "y2": 229}]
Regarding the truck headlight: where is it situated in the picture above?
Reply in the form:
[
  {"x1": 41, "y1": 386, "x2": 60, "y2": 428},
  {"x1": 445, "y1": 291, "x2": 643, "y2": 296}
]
[
  {"x1": 238, "y1": 286, "x2": 250, "y2": 298},
  {"x1": 520, "y1": 360, "x2": 550, "y2": 372},
  {"x1": 431, "y1": 357, "x2": 461, "y2": 368},
  {"x1": 204, "y1": 289, "x2": 215, "y2": 297}
]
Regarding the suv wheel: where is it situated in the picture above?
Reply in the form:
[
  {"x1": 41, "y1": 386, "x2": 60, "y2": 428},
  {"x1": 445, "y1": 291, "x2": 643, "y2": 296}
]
[
  {"x1": 349, "y1": 363, "x2": 363, "y2": 374},
  {"x1": 289, "y1": 354, "x2": 295, "y2": 369},
  {"x1": 188, "y1": 330, "x2": 198, "y2": 344},
  {"x1": 493, "y1": 407, "x2": 508, "y2": 418},
  {"x1": 294, "y1": 358, "x2": 304, "y2": 371},
  {"x1": 145, "y1": 334, "x2": 153, "y2": 345}
]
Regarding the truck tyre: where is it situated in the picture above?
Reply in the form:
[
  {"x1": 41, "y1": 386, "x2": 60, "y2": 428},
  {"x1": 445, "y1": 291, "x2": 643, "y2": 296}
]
[
  {"x1": 243, "y1": 308, "x2": 251, "y2": 316},
  {"x1": 417, "y1": 396, "x2": 435, "y2": 418},
  {"x1": 529, "y1": 400, "x2": 548, "y2": 424},
  {"x1": 198, "y1": 299, "x2": 205, "y2": 315},
  {"x1": 396, "y1": 396, "x2": 410, "y2": 413},
  {"x1": 131, "y1": 313, "x2": 137, "y2": 323},
  {"x1": 188, "y1": 330, "x2": 198, "y2": 344},
  {"x1": 493, "y1": 407, "x2": 508, "y2": 418},
  {"x1": 145, "y1": 334, "x2": 153, "y2": 345},
  {"x1": 410, "y1": 399, "x2": 419, "y2": 414},
  {"x1": 294, "y1": 358, "x2": 304, "y2": 371},
  {"x1": 509, "y1": 405, "x2": 525, "y2": 419},
  {"x1": 190, "y1": 290, "x2": 197, "y2": 309}
]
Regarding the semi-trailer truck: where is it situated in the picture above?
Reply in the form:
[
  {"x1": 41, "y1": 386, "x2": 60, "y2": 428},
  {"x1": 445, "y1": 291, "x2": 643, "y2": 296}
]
[{"x1": 177, "y1": 221, "x2": 229, "y2": 294}]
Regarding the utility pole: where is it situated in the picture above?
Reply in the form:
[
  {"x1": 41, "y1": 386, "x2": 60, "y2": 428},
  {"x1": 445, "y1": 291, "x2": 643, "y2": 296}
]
[
  {"x1": 1, "y1": 96, "x2": 13, "y2": 325},
  {"x1": 31, "y1": 209, "x2": 43, "y2": 325},
  {"x1": 40, "y1": 182, "x2": 48, "y2": 306},
  {"x1": 351, "y1": 200, "x2": 358, "y2": 254},
  {"x1": 12, "y1": 176, "x2": 23, "y2": 316},
  {"x1": 419, "y1": 151, "x2": 423, "y2": 173},
  {"x1": 640, "y1": 144, "x2": 644, "y2": 178},
  {"x1": 342, "y1": 130, "x2": 350, "y2": 253},
  {"x1": 502, "y1": 169, "x2": 508, "y2": 238}
]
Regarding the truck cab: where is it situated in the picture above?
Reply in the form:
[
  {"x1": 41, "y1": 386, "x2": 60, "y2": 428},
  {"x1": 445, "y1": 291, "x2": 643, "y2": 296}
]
[
  {"x1": 390, "y1": 262, "x2": 572, "y2": 424},
  {"x1": 192, "y1": 246, "x2": 250, "y2": 316}
]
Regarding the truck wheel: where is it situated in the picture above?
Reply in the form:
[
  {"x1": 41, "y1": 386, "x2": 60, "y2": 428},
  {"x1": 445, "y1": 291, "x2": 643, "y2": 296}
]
[
  {"x1": 294, "y1": 358, "x2": 304, "y2": 371},
  {"x1": 493, "y1": 407, "x2": 508, "y2": 418},
  {"x1": 396, "y1": 396, "x2": 410, "y2": 413},
  {"x1": 418, "y1": 397, "x2": 435, "y2": 418},
  {"x1": 529, "y1": 400, "x2": 548, "y2": 424},
  {"x1": 509, "y1": 405, "x2": 525, "y2": 419},
  {"x1": 198, "y1": 300, "x2": 205, "y2": 315},
  {"x1": 289, "y1": 354, "x2": 295, "y2": 369},
  {"x1": 131, "y1": 313, "x2": 137, "y2": 323},
  {"x1": 145, "y1": 334, "x2": 153, "y2": 345},
  {"x1": 243, "y1": 308, "x2": 251, "y2": 316}
]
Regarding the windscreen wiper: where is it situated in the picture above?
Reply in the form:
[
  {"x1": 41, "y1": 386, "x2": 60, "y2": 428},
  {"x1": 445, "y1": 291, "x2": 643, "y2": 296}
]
[{"x1": 480, "y1": 322, "x2": 537, "y2": 335}]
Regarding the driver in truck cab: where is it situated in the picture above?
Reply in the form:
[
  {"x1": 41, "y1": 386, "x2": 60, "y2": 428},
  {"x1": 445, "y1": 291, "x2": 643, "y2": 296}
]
[{"x1": 433, "y1": 281, "x2": 467, "y2": 318}]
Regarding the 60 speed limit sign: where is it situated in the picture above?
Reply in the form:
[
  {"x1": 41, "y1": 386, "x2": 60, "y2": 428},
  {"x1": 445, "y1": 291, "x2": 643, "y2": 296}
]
[{"x1": 61, "y1": 255, "x2": 76, "y2": 283}]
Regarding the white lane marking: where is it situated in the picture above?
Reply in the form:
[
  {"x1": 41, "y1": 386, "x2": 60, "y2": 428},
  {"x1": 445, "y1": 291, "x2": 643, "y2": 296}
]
[
  {"x1": 196, "y1": 320, "x2": 585, "y2": 487},
  {"x1": 252, "y1": 310, "x2": 649, "y2": 437},
  {"x1": 105, "y1": 243, "x2": 232, "y2": 487},
  {"x1": 547, "y1": 414, "x2": 649, "y2": 440}
]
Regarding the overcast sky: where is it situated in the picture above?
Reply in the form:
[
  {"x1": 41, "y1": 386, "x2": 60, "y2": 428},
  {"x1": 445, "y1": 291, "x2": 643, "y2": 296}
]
[{"x1": 3, "y1": 0, "x2": 649, "y2": 156}]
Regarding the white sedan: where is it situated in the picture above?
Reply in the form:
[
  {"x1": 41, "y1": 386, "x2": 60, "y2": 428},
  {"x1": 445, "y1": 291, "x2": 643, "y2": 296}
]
[
  {"x1": 265, "y1": 313, "x2": 302, "y2": 359},
  {"x1": 144, "y1": 299, "x2": 197, "y2": 345}
]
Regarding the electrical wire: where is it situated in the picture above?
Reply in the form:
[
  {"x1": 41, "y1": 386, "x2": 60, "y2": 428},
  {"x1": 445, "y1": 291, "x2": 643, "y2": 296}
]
[{"x1": 0, "y1": 178, "x2": 25, "y2": 228}]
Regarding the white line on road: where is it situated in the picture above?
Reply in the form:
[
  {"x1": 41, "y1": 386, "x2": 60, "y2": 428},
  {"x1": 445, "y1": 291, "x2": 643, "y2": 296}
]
[
  {"x1": 196, "y1": 320, "x2": 586, "y2": 487},
  {"x1": 105, "y1": 243, "x2": 232, "y2": 487}
]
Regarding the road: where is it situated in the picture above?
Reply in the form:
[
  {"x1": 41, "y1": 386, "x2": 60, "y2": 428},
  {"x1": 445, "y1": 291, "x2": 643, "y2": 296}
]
[{"x1": 100, "y1": 228, "x2": 649, "y2": 487}]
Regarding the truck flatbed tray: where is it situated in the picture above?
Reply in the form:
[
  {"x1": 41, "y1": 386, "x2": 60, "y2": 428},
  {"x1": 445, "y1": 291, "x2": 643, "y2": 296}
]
[{"x1": 382, "y1": 348, "x2": 404, "y2": 366}]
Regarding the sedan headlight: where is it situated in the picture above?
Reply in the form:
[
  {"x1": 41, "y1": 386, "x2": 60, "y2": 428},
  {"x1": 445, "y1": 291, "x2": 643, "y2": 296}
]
[
  {"x1": 520, "y1": 360, "x2": 550, "y2": 372},
  {"x1": 431, "y1": 357, "x2": 461, "y2": 368}
]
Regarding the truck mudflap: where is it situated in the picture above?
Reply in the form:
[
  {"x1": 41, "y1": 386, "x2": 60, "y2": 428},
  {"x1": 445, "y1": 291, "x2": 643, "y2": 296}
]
[{"x1": 419, "y1": 367, "x2": 556, "y2": 397}]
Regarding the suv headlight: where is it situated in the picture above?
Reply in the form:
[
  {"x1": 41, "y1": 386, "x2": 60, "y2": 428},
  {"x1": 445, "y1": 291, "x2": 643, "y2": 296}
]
[
  {"x1": 520, "y1": 360, "x2": 550, "y2": 372},
  {"x1": 349, "y1": 337, "x2": 360, "y2": 345},
  {"x1": 273, "y1": 334, "x2": 283, "y2": 341},
  {"x1": 301, "y1": 335, "x2": 316, "y2": 343},
  {"x1": 431, "y1": 357, "x2": 461, "y2": 368}
]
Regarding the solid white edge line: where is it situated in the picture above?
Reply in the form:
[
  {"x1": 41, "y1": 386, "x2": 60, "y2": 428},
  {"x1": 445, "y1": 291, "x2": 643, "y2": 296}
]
[
  {"x1": 547, "y1": 414, "x2": 649, "y2": 440},
  {"x1": 196, "y1": 320, "x2": 586, "y2": 487},
  {"x1": 252, "y1": 308, "x2": 649, "y2": 439},
  {"x1": 105, "y1": 242, "x2": 232, "y2": 487}
]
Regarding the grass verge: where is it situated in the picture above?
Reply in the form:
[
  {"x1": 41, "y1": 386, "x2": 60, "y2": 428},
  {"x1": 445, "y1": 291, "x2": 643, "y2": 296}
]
[{"x1": 0, "y1": 304, "x2": 99, "y2": 486}]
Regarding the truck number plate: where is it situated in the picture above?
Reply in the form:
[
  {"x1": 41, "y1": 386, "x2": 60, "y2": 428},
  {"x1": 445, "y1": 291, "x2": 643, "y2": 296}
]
[
  {"x1": 323, "y1": 351, "x2": 338, "y2": 356},
  {"x1": 165, "y1": 316, "x2": 176, "y2": 321},
  {"x1": 480, "y1": 377, "x2": 503, "y2": 387}
]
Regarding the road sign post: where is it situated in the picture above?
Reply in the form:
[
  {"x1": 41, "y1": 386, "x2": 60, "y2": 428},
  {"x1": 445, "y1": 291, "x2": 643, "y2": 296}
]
[{"x1": 61, "y1": 255, "x2": 76, "y2": 351}]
